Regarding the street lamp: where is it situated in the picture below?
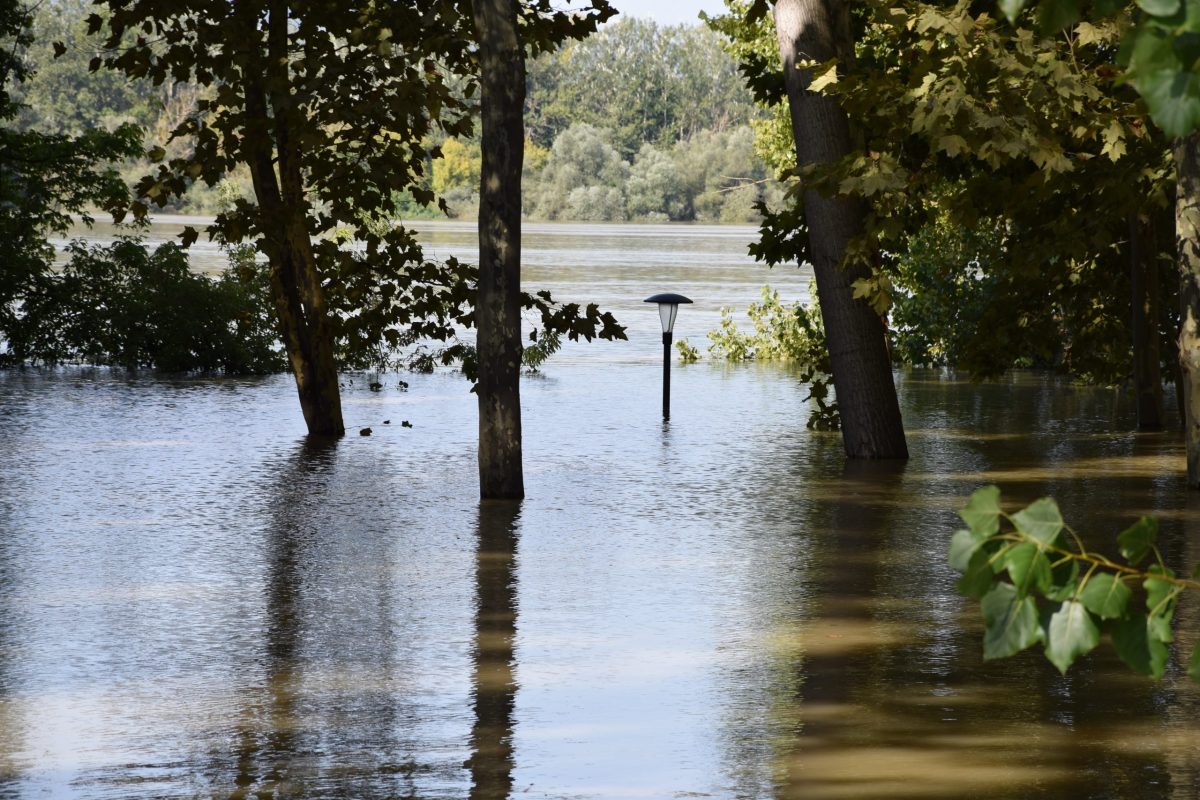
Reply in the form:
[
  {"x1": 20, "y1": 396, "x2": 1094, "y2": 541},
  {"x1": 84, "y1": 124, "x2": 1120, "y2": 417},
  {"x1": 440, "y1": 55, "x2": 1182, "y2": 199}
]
[{"x1": 644, "y1": 292, "x2": 692, "y2": 420}]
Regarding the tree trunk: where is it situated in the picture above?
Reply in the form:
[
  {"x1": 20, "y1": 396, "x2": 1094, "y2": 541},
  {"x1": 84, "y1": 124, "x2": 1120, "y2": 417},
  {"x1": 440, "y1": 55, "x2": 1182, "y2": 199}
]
[
  {"x1": 1130, "y1": 212, "x2": 1164, "y2": 431},
  {"x1": 472, "y1": 0, "x2": 526, "y2": 499},
  {"x1": 772, "y1": 0, "x2": 907, "y2": 459},
  {"x1": 1176, "y1": 133, "x2": 1200, "y2": 488},
  {"x1": 239, "y1": 0, "x2": 344, "y2": 437}
]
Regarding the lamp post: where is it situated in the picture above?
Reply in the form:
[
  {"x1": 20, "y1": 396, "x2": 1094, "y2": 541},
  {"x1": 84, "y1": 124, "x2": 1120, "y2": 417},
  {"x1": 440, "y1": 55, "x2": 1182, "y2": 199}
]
[{"x1": 644, "y1": 292, "x2": 692, "y2": 420}]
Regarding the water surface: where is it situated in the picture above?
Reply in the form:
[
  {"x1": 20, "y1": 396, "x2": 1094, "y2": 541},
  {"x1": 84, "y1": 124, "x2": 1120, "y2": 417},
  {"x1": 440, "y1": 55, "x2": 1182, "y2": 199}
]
[{"x1": 5, "y1": 222, "x2": 1199, "y2": 799}]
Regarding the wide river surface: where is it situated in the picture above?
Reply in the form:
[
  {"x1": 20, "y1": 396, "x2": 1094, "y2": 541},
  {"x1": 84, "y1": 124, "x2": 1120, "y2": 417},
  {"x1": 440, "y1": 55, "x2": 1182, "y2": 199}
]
[{"x1": 4, "y1": 219, "x2": 1199, "y2": 799}]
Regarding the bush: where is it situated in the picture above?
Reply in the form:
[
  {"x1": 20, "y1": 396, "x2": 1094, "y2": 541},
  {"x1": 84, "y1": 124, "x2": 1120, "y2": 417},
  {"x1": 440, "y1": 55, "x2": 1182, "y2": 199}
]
[{"x1": 2, "y1": 236, "x2": 285, "y2": 373}]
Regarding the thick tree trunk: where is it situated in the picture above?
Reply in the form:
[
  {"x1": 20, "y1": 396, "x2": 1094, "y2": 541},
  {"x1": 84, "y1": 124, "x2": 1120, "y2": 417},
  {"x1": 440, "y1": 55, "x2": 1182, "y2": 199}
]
[
  {"x1": 1130, "y1": 212, "x2": 1164, "y2": 431},
  {"x1": 773, "y1": 0, "x2": 907, "y2": 459},
  {"x1": 237, "y1": 0, "x2": 343, "y2": 437},
  {"x1": 472, "y1": 0, "x2": 526, "y2": 499},
  {"x1": 1176, "y1": 133, "x2": 1200, "y2": 488}
]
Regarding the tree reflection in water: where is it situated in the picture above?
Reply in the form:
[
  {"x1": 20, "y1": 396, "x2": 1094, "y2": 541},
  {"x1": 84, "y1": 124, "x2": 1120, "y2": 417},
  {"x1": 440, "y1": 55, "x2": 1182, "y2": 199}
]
[{"x1": 466, "y1": 502, "x2": 521, "y2": 800}]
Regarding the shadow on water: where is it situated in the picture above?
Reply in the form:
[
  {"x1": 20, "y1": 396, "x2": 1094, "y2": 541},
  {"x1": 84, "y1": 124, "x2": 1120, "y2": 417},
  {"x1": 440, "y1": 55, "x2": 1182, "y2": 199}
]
[
  {"x1": 466, "y1": 501, "x2": 521, "y2": 800},
  {"x1": 761, "y1": 380, "x2": 1200, "y2": 800}
]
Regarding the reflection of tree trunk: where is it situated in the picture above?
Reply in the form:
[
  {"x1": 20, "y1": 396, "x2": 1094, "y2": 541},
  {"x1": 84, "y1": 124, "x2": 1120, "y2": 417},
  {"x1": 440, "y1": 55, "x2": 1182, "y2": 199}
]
[
  {"x1": 779, "y1": 460, "x2": 903, "y2": 797},
  {"x1": 772, "y1": 0, "x2": 908, "y2": 460},
  {"x1": 1130, "y1": 212, "x2": 1164, "y2": 431},
  {"x1": 239, "y1": 0, "x2": 344, "y2": 437},
  {"x1": 466, "y1": 501, "x2": 522, "y2": 800},
  {"x1": 232, "y1": 439, "x2": 338, "y2": 798},
  {"x1": 1174, "y1": 132, "x2": 1200, "y2": 487},
  {"x1": 473, "y1": 0, "x2": 526, "y2": 498}
]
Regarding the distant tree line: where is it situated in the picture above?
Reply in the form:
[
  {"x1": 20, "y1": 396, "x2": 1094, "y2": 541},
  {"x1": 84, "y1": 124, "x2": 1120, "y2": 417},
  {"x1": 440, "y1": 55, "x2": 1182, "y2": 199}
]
[{"x1": 13, "y1": 6, "x2": 781, "y2": 223}]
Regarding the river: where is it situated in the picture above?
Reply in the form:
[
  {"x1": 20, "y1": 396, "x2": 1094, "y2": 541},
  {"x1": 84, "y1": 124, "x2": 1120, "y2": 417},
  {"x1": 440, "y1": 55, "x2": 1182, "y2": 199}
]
[{"x1": 3, "y1": 219, "x2": 1198, "y2": 799}]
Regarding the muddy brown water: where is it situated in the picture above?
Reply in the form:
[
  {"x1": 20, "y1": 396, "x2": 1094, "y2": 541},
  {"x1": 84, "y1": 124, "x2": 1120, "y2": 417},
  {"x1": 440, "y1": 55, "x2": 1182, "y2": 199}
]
[{"x1": 3, "y1": 221, "x2": 1198, "y2": 799}]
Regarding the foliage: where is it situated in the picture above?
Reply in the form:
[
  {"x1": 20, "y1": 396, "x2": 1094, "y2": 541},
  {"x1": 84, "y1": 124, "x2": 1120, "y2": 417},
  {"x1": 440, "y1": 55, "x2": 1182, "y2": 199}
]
[
  {"x1": 437, "y1": 123, "x2": 781, "y2": 222},
  {"x1": 14, "y1": 0, "x2": 161, "y2": 136},
  {"x1": 3, "y1": 236, "x2": 285, "y2": 373},
  {"x1": 525, "y1": 17, "x2": 757, "y2": 157},
  {"x1": 0, "y1": 1, "x2": 143, "y2": 358},
  {"x1": 711, "y1": 0, "x2": 1177, "y2": 390},
  {"x1": 528, "y1": 122, "x2": 629, "y2": 220},
  {"x1": 1004, "y1": 0, "x2": 1200, "y2": 138},
  {"x1": 951, "y1": 486, "x2": 1200, "y2": 680},
  {"x1": 675, "y1": 337, "x2": 701, "y2": 363},
  {"x1": 88, "y1": 0, "x2": 624, "y2": 380},
  {"x1": 706, "y1": 286, "x2": 839, "y2": 429}
]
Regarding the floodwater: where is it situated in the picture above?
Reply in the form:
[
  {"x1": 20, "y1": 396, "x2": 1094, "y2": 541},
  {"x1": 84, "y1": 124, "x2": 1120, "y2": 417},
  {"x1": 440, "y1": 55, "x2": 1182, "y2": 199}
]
[{"x1": 4, "y1": 221, "x2": 1200, "y2": 799}]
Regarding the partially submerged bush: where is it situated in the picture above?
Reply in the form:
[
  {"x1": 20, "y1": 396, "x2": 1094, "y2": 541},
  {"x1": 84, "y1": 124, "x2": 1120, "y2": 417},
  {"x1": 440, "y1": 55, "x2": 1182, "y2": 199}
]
[{"x1": 2, "y1": 236, "x2": 285, "y2": 373}]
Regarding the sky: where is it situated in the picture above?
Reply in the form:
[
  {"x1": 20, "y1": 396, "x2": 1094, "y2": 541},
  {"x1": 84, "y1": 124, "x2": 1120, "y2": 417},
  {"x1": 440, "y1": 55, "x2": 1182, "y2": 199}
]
[{"x1": 610, "y1": 0, "x2": 729, "y2": 25}]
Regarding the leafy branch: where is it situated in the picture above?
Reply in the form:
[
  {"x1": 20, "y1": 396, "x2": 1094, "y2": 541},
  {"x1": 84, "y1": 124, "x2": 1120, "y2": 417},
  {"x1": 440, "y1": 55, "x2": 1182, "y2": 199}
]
[{"x1": 950, "y1": 486, "x2": 1200, "y2": 680}]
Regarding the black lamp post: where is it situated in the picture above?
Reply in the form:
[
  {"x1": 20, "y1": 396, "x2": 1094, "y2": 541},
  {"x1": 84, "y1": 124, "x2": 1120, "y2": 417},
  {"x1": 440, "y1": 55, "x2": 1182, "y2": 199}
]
[{"x1": 644, "y1": 292, "x2": 692, "y2": 420}]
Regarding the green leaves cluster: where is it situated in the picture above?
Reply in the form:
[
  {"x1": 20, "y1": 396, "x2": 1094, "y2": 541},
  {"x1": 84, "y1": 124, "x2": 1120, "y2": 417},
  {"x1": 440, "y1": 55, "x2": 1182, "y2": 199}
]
[
  {"x1": 1002, "y1": 0, "x2": 1200, "y2": 138},
  {"x1": 951, "y1": 486, "x2": 1200, "y2": 680},
  {"x1": 3, "y1": 236, "x2": 285, "y2": 373},
  {"x1": 711, "y1": 0, "x2": 1177, "y2": 388}
]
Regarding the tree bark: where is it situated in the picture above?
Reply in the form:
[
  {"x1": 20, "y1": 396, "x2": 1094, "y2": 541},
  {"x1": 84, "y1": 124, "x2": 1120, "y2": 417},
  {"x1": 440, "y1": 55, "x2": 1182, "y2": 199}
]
[
  {"x1": 473, "y1": 0, "x2": 526, "y2": 498},
  {"x1": 239, "y1": 0, "x2": 344, "y2": 437},
  {"x1": 1130, "y1": 212, "x2": 1164, "y2": 431},
  {"x1": 772, "y1": 0, "x2": 907, "y2": 459},
  {"x1": 1175, "y1": 132, "x2": 1200, "y2": 488}
]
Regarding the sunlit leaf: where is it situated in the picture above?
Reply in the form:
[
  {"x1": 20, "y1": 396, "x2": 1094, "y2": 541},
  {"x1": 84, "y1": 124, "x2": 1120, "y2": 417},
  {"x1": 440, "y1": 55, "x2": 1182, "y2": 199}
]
[
  {"x1": 1045, "y1": 600, "x2": 1100, "y2": 673},
  {"x1": 808, "y1": 62, "x2": 839, "y2": 94},
  {"x1": 999, "y1": 0, "x2": 1029, "y2": 23},
  {"x1": 1137, "y1": 0, "x2": 1181, "y2": 15},
  {"x1": 1077, "y1": 573, "x2": 1131, "y2": 619},
  {"x1": 949, "y1": 529, "x2": 988, "y2": 573},
  {"x1": 1189, "y1": 641, "x2": 1200, "y2": 683},
  {"x1": 1118, "y1": 517, "x2": 1157, "y2": 565},
  {"x1": 982, "y1": 583, "x2": 1043, "y2": 660},
  {"x1": 1011, "y1": 497, "x2": 1063, "y2": 546},
  {"x1": 959, "y1": 485, "x2": 1002, "y2": 537}
]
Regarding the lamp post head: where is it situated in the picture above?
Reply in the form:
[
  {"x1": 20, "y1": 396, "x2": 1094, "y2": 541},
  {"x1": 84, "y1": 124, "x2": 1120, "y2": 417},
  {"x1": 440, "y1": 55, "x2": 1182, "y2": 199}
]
[{"x1": 644, "y1": 292, "x2": 693, "y2": 334}]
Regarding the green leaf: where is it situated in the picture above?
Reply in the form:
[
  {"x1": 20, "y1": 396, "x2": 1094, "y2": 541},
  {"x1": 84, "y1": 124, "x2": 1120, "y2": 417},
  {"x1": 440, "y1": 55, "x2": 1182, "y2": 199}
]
[
  {"x1": 1145, "y1": 568, "x2": 1178, "y2": 614},
  {"x1": 808, "y1": 61, "x2": 839, "y2": 94},
  {"x1": 1189, "y1": 641, "x2": 1200, "y2": 683},
  {"x1": 1044, "y1": 600, "x2": 1100, "y2": 673},
  {"x1": 949, "y1": 528, "x2": 987, "y2": 573},
  {"x1": 982, "y1": 583, "x2": 1044, "y2": 660},
  {"x1": 959, "y1": 486, "x2": 1002, "y2": 537},
  {"x1": 1112, "y1": 617, "x2": 1169, "y2": 678},
  {"x1": 1077, "y1": 573, "x2": 1132, "y2": 619},
  {"x1": 1001, "y1": 542, "x2": 1052, "y2": 598},
  {"x1": 999, "y1": 0, "x2": 1029, "y2": 22},
  {"x1": 958, "y1": 547, "x2": 997, "y2": 599},
  {"x1": 1117, "y1": 517, "x2": 1157, "y2": 565},
  {"x1": 1038, "y1": 0, "x2": 1080, "y2": 32},
  {"x1": 1011, "y1": 498, "x2": 1063, "y2": 546},
  {"x1": 1137, "y1": 0, "x2": 1181, "y2": 15}
]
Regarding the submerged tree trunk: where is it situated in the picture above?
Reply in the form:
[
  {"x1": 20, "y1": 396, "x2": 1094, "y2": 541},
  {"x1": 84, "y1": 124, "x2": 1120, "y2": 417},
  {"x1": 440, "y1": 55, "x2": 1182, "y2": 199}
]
[
  {"x1": 1130, "y1": 212, "x2": 1164, "y2": 431},
  {"x1": 1176, "y1": 133, "x2": 1200, "y2": 488},
  {"x1": 772, "y1": 0, "x2": 908, "y2": 459},
  {"x1": 473, "y1": 0, "x2": 526, "y2": 499},
  {"x1": 241, "y1": 0, "x2": 344, "y2": 437}
]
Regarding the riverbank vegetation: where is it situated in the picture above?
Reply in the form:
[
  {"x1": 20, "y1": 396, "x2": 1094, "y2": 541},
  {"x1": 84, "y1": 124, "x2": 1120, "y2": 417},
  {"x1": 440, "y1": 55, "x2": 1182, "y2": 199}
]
[{"x1": 12, "y1": 4, "x2": 781, "y2": 223}]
